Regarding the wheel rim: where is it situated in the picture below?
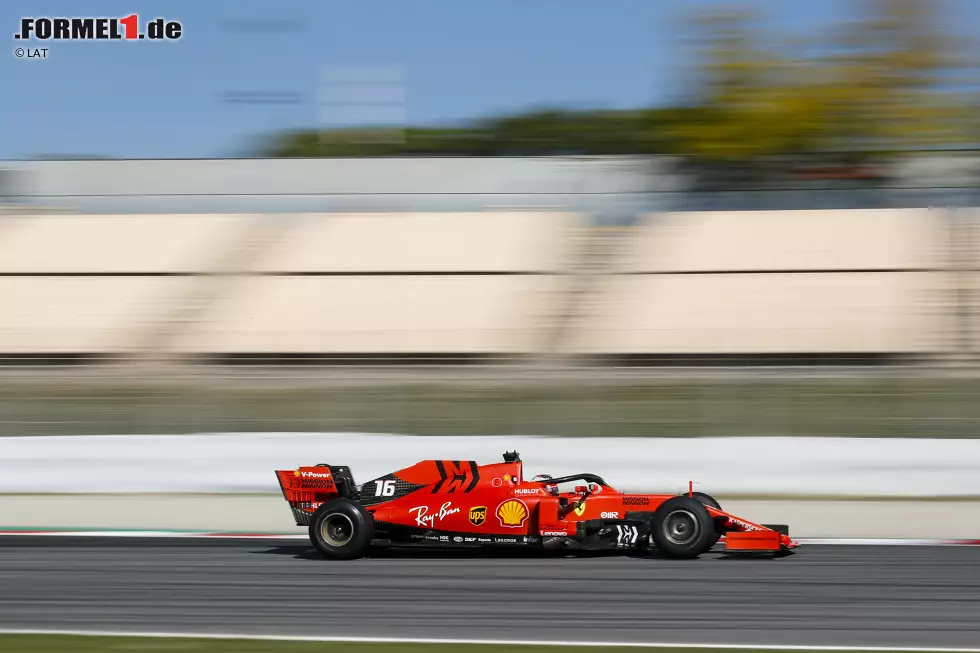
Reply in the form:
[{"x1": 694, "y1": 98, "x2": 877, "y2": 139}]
[
  {"x1": 663, "y1": 509, "x2": 700, "y2": 546},
  {"x1": 321, "y1": 513, "x2": 354, "y2": 547}
]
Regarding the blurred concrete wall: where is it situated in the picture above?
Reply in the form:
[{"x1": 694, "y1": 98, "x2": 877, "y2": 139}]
[
  {"x1": 0, "y1": 157, "x2": 678, "y2": 222},
  {"x1": 174, "y1": 211, "x2": 579, "y2": 356},
  {"x1": 566, "y1": 209, "x2": 954, "y2": 356},
  {"x1": 4, "y1": 155, "x2": 979, "y2": 218},
  {"x1": 0, "y1": 208, "x2": 977, "y2": 361}
]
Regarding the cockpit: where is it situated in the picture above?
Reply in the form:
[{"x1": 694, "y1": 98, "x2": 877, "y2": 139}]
[{"x1": 502, "y1": 451, "x2": 612, "y2": 495}]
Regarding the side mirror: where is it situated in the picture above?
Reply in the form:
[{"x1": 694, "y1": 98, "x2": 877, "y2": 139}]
[
  {"x1": 588, "y1": 483, "x2": 600, "y2": 493},
  {"x1": 574, "y1": 485, "x2": 587, "y2": 494}
]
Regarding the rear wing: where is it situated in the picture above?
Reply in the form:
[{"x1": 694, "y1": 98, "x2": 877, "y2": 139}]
[{"x1": 274, "y1": 464, "x2": 358, "y2": 526}]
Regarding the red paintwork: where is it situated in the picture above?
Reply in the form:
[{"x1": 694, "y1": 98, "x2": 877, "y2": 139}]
[
  {"x1": 723, "y1": 530, "x2": 784, "y2": 552},
  {"x1": 275, "y1": 457, "x2": 799, "y2": 552}
]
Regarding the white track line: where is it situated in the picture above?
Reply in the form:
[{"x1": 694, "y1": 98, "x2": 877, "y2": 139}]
[
  {"x1": 2, "y1": 629, "x2": 980, "y2": 651},
  {"x1": 0, "y1": 628, "x2": 980, "y2": 653}
]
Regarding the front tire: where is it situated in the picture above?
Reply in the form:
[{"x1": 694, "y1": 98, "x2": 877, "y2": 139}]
[
  {"x1": 309, "y1": 498, "x2": 374, "y2": 560},
  {"x1": 650, "y1": 496, "x2": 714, "y2": 559},
  {"x1": 688, "y1": 491, "x2": 723, "y2": 549}
]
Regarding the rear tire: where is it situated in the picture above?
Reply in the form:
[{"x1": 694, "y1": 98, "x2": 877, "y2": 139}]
[
  {"x1": 309, "y1": 498, "x2": 374, "y2": 560},
  {"x1": 650, "y1": 496, "x2": 714, "y2": 559}
]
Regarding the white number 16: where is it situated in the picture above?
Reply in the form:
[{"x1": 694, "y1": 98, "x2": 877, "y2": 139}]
[{"x1": 375, "y1": 480, "x2": 396, "y2": 496}]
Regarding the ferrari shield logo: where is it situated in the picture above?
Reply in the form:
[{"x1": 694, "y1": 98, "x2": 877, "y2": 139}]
[
  {"x1": 469, "y1": 506, "x2": 487, "y2": 526},
  {"x1": 574, "y1": 501, "x2": 586, "y2": 517}
]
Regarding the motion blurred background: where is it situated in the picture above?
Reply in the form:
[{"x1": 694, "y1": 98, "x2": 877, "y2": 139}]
[
  {"x1": 1, "y1": 0, "x2": 980, "y2": 469},
  {"x1": 6, "y1": 4, "x2": 980, "y2": 650}
]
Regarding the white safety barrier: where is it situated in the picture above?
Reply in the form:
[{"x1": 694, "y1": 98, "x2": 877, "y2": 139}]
[{"x1": 1, "y1": 433, "x2": 979, "y2": 496}]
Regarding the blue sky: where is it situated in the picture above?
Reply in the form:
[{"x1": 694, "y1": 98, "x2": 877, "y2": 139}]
[{"x1": 0, "y1": 0, "x2": 973, "y2": 159}]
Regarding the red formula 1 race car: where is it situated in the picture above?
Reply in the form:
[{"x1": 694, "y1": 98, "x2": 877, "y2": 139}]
[{"x1": 275, "y1": 450, "x2": 799, "y2": 560}]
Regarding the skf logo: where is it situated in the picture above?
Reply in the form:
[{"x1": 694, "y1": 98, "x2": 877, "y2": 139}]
[
  {"x1": 496, "y1": 499, "x2": 528, "y2": 528},
  {"x1": 574, "y1": 501, "x2": 587, "y2": 517},
  {"x1": 468, "y1": 506, "x2": 487, "y2": 527},
  {"x1": 14, "y1": 15, "x2": 183, "y2": 41}
]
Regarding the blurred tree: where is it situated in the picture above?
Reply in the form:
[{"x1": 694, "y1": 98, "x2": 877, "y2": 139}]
[
  {"x1": 827, "y1": 0, "x2": 971, "y2": 149},
  {"x1": 668, "y1": 9, "x2": 832, "y2": 162},
  {"x1": 670, "y1": 0, "x2": 974, "y2": 167},
  {"x1": 257, "y1": 108, "x2": 680, "y2": 157},
  {"x1": 255, "y1": 0, "x2": 974, "y2": 163}
]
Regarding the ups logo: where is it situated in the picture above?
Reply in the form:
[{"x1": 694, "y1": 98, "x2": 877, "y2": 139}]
[{"x1": 469, "y1": 506, "x2": 487, "y2": 526}]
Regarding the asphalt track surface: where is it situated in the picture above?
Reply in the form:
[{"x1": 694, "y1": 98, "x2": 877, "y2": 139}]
[{"x1": 1, "y1": 537, "x2": 980, "y2": 648}]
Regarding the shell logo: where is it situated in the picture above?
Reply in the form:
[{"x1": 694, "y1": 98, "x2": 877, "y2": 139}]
[{"x1": 496, "y1": 499, "x2": 528, "y2": 528}]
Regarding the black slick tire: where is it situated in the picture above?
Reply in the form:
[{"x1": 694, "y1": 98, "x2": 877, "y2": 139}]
[
  {"x1": 688, "y1": 491, "x2": 723, "y2": 549},
  {"x1": 650, "y1": 496, "x2": 715, "y2": 559},
  {"x1": 309, "y1": 498, "x2": 374, "y2": 560}
]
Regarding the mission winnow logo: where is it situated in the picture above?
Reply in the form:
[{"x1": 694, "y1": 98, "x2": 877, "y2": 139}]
[{"x1": 15, "y1": 15, "x2": 182, "y2": 41}]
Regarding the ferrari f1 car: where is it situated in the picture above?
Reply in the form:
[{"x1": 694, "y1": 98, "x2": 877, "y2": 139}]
[{"x1": 275, "y1": 451, "x2": 798, "y2": 560}]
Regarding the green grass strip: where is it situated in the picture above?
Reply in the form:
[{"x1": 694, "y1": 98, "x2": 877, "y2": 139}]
[{"x1": 4, "y1": 378, "x2": 980, "y2": 437}]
